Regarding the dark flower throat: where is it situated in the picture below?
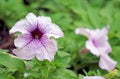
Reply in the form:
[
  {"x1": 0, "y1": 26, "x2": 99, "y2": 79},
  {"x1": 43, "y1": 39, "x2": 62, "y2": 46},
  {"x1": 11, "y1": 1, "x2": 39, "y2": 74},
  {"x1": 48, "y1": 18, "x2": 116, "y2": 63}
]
[{"x1": 31, "y1": 28, "x2": 43, "y2": 39}]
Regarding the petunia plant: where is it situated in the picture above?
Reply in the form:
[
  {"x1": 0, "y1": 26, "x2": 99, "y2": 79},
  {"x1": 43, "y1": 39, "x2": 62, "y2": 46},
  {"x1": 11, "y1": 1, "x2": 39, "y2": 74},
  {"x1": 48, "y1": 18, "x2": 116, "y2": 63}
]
[
  {"x1": 1, "y1": 0, "x2": 120, "y2": 79},
  {"x1": 0, "y1": 12, "x2": 119, "y2": 79}
]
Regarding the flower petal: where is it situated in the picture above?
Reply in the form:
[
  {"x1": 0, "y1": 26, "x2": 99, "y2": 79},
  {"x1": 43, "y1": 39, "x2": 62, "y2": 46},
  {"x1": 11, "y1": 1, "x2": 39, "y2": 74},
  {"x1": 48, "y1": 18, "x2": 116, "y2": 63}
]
[
  {"x1": 37, "y1": 16, "x2": 52, "y2": 23},
  {"x1": 86, "y1": 40, "x2": 101, "y2": 56},
  {"x1": 99, "y1": 55, "x2": 117, "y2": 71},
  {"x1": 12, "y1": 39, "x2": 40, "y2": 60},
  {"x1": 14, "y1": 34, "x2": 32, "y2": 48},
  {"x1": 12, "y1": 46, "x2": 36, "y2": 60},
  {"x1": 12, "y1": 39, "x2": 41, "y2": 60},
  {"x1": 37, "y1": 17, "x2": 64, "y2": 38},
  {"x1": 97, "y1": 41, "x2": 112, "y2": 55},
  {"x1": 83, "y1": 76, "x2": 105, "y2": 79},
  {"x1": 10, "y1": 13, "x2": 37, "y2": 34},
  {"x1": 75, "y1": 28, "x2": 90, "y2": 38},
  {"x1": 26, "y1": 13, "x2": 37, "y2": 27},
  {"x1": 36, "y1": 35, "x2": 57, "y2": 61},
  {"x1": 45, "y1": 23, "x2": 64, "y2": 38},
  {"x1": 9, "y1": 19, "x2": 30, "y2": 34},
  {"x1": 92, "y1": 27, "x2": 108, "y2": 42}
]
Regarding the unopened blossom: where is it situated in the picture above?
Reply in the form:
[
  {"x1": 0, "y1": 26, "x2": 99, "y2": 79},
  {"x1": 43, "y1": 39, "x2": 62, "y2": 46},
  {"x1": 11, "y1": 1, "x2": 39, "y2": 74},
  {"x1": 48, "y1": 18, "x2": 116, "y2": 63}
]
[
  {"x1": 75, "y1": 27, "x2": 117, "y2": 71},
  {"x1": 83, "y1": 76, "x2": 105, "y2": 79},
  {"x1": 10, "y1": 13, "x2": 64, "y2": 61}
]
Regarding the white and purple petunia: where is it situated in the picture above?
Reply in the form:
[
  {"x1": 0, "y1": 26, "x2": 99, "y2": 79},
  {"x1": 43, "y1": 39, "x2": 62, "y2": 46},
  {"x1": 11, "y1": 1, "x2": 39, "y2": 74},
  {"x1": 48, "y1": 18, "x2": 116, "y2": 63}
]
[
  {"x1": 83, "y1": 76, "x2": 105, "y2": 79},
  {"x1": 75, "y1": 27, "x2": 117, "y2": 71},
  {"x1": 10, "y1": 13, "x2": 64, "y2": 61}
]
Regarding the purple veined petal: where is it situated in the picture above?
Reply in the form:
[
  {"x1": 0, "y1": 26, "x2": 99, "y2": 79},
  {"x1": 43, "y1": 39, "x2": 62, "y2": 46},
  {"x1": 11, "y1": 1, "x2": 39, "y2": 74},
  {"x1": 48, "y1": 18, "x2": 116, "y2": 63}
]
[
  {"x1": 97, "y1": 41, "x2": 112, "y2": 55},
  {"x1": 26, "y1": 13, "x2": 37, "y2": 27},
  {"x1": 36, "y1": 35, "x2": 57, "y2": 61},
  {"x1": 12, "y1": 39, "x2": 41, "y2": 60},
  {"x1": 75, "y1": 28, "x2": 90, "y2": 38},
  {"x1": 12, "y1": 39, "x2": 42, "y2": 60},
  {"x1": 45, "y1": 23, "x2": 64, "y2": 38},
  {"x1": 86, "y1": 40, "x2": 101, "y2": 56},
  {"x1": 9, "y1": 19, "x2": 30, "y2": 34},
  {"x1": 37, "y1": 16, "x2": 52, "y2": 24},
  {"x1": 92, "y1": 27, "x2": 108, "y2": 42},
  {"x1": 14, "y1": 34, "x2": 33, "y2": 48},
  {"x1": 37, "y1": 16, "x2": 52, "y2": 34},
  {"x1": 12, "y1": 45, "x2": 36, "y2": 60},
  {"x1": 37, "y1": 17, "x2": 64, "y2": 38},
  {"x1": 83, "y1": 76, "x2": 105, "y2": 79},
  {"x1": 10, "y1": 13, "x2": 38, "y2": 34},
  {"x1": 99, "y1": 54, "x2": 117, "y2": 71},
  {"x1": 36, "y1": 43, "x2": 55, "y2": 61}
]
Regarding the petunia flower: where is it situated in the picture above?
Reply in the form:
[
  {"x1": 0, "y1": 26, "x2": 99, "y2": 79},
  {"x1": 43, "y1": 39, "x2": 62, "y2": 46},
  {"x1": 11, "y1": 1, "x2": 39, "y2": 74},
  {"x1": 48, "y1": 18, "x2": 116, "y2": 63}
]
[
  {"x1": 9, "y1": 13, "x2": 64, "y2": 61},
  {"x1": 75, "y1": 27, "x2": 117, "y2": 71},
  {"x1": 83, "y1": 76, "x2": 105, "y2": 79}
]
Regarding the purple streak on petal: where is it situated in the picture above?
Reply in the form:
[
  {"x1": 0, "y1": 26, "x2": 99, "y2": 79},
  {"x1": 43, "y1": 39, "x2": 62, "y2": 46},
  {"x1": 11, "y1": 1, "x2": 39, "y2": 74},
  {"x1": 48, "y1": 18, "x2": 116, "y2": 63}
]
[
  {"x1": 15, "y1": 35, "x2": 57, "y2": 61},
  {"x1": 13, "y1": 45, "x2": 36, "y2": 60},
  {"x1": 36, "y1": 16, "x2": 52, "y2": 34},
  {"x1": 86, "y1": 40, "x2": 101, "y2": 56},
  {"x1": 10, "y1": 13, "x2": 38, "y2": 34},
  {"x1": 26, "y1": 13, "x2": 37, "y2": 28},
  {"x1": 36, "y1": 35, "x2": 57, "y2": 61},
  {"x1": 90, "y1": 27, "x2": 108, "y2": 45},
  {"x1": 97, "y1": 41, "x2": 112, "y2": 55},
  {"x1": 14, "y1": 34, "x2": 33, "y2": 48},
  {"x1": 37, "y1": 17, "x2": 64, "y2": 38}
]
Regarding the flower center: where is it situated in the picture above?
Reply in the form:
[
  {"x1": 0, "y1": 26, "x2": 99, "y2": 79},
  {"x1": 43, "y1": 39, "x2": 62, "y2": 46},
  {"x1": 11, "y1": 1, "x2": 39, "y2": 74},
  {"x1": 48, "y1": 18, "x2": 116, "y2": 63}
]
[
  {"x1": 92, "y1": 39, "x2": 98, "y2": 47},
  {"x1": 31, "y1": 28, "x2": 43, "y2": 39}
]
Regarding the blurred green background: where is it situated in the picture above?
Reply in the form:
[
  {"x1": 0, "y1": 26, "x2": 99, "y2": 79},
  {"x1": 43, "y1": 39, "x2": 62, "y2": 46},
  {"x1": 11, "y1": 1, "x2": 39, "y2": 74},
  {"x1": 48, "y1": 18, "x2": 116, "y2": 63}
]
[{"x1": 0, "y1": 0, "x2": 120, "y2": 78}]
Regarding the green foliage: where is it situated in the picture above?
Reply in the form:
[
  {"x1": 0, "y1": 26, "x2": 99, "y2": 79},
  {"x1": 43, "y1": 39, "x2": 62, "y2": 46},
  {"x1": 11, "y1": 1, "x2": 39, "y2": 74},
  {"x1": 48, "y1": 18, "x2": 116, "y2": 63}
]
[
  {"x1": 0, "y1": 0, "x2": 120, "y2": 79},
  {"x1": 112, "y1": 47, "x2": 120, "y2": 69},
  {"x1": 104, "y1": 69, "x2": 118, "y2": 79},
  {"x1": 0, "y1": 52, "x2": 26, "y2": 73},
  {"x1": 0, "y1": 50, "x2": 26, "y2": 79},
  {"x1": 49, "y1": 68, "x2": 78, "y2": 79},
  {"x1": 0, "y1": 0, "x2": 27, "y2": 27},
  {"x1": 53, "y1": 51, "x2": 71, "y2": 67}
]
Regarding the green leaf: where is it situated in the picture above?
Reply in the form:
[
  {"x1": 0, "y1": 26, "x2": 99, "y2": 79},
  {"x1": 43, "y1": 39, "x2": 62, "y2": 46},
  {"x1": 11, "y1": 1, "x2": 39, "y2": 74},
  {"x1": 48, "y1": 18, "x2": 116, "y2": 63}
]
[
  {"x1": 104, "y1": 69, "x2": 118, "y2": 79},
  {"x1": 112, "y1": 46, "x2": 120, "y2": 69},
  {"x1": 79, "y1": 74, "x2": 84, "y2": 79},
  {"x1": 0, "y1": 49, "x2": 9, "y2": 53},
  {"x1": 49, "y1": 68, "x2": 78, "y2": 79},
  {"x1": 54, "y1": 51, "x2": 71, "y2": 67},
  {"x1": 0, "y1": 52, "x2": 26, "y2": 73},
  {"x1": 87, "y1": 7, "x2": 101, "y2": 28}
]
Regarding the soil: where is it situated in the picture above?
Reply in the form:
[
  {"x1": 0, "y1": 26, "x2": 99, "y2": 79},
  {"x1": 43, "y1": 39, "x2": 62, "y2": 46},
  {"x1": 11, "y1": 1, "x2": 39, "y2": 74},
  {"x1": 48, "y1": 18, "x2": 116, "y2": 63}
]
[{"x1": 0, "y1": 19, "x2": 15, "y2": 52}]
